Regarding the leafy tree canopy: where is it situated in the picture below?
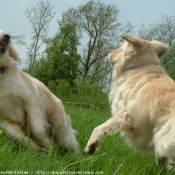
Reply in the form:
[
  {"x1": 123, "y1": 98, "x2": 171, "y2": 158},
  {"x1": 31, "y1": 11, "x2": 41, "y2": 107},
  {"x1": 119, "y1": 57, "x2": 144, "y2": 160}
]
[{"x1": 32, "y1": 21, "x2": 81, "y2": 87}]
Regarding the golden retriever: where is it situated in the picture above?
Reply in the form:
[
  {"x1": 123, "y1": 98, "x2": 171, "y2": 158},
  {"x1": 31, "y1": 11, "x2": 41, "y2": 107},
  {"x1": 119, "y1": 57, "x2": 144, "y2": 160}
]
[
  {"x1": 84, "y1": 34, "x2": 174, "y2": 172},
  {"x1": 0, "y1": 30, "x2": 79, "y2": 152}
]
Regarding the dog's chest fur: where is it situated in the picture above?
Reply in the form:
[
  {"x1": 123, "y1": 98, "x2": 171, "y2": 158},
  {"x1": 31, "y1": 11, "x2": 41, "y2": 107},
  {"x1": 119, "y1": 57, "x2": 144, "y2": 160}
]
[
  {"x1": 109, "y1": 65, "x2": 174, "y2": 150},
  {"x1": 0, "y1": 69, "x2": 27, "y2": 123},
  {"x1": 0, "y1": 94, "x2": 26, "y2": 124}
]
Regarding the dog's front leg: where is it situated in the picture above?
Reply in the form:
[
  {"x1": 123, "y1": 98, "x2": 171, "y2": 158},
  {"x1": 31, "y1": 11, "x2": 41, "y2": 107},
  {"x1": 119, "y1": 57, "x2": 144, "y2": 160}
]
[
  {"x1": 0, "y1": 119, "x2": 40, "y2": 150},
  {"x1": 26, "y1": 104, "x2": 53, "y2": 151},
  {"x1": 84, "y1": 111, "x2": 134, "y2": 154}
]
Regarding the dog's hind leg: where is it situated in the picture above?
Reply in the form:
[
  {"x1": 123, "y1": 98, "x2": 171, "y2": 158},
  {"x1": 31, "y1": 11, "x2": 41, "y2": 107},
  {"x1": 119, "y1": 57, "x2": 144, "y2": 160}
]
[
  {"x1": 156, "y1": 157, "x2": 169, "y2": 174},
  {"x1": 26, "y1": 105, "x2": 53, "y2": 151},
  {"x1": 48, "y1": 100, "x2": 79, "y2": 152},
  {"x1": 84, "y1": 111, "x2": 134, "y2": 154},
  {"x1": 154, "y1": 119, "x2": 175, "y2": 173},
  {"x1": 28, "y1": 116, "x2": 53, "y2": 151},
  {"x1": 49, "y1": 113, "x2": 79, "y2": 152},
  {"x1": 0, "y1": 119, "x2": 39, "y2": 150}
]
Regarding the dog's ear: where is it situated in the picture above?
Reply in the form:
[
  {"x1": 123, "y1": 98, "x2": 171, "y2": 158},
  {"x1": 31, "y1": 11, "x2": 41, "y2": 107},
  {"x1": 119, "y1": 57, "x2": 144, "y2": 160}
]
[
  {"x1": 151, "y1": 41, "x2": 168, "y2": 58},
  {"x1": 122, "y1": 34, "x2": 143, "y2": 50}
]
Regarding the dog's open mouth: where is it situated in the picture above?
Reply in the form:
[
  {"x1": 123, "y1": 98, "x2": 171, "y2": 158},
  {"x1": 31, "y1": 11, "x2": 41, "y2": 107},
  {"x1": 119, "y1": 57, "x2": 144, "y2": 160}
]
[
  {"x1": 0, "y1": 42, "x2": 7, "y2": 48},
  {"x1": 0, "y1": 34, "x2": 10, "y2": 54},
  {"x1": 0, "y1": 43, "x2": 7, "y2": 54},
  {"x1": 0, "y1": 67, "x2": 5, "y2": 74}
]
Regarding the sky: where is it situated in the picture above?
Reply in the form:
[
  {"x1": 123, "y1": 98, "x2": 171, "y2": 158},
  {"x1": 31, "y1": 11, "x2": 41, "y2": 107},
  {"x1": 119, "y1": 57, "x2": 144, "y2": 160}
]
[{"x1": 1, "y1": 0, "x2": 175, "y2": 69}]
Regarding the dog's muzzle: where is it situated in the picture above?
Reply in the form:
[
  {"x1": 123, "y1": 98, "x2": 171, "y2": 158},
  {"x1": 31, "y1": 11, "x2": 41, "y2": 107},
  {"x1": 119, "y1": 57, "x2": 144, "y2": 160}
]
[{"x1": 0, "y1": 34, "x2": 10, "y2": 54}]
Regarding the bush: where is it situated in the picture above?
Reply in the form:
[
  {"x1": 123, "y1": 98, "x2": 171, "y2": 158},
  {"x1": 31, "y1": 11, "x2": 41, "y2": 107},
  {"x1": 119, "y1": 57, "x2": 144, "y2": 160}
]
[
  {"x1": 47, "y1": 78, "x2": 109, "y2": 111},
  {"x1": 48, "y1": 79, "x2": 71, "y2": 100}
]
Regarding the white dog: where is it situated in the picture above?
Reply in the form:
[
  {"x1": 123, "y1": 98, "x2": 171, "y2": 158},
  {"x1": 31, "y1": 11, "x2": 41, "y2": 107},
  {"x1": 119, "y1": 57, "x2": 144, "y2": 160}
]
[
  {"x1": 0, "y1": 30, "x2": 79, "y2": 152},
  {"x1": 84, "y1": 35, "x2": 175, "y2": 172}
]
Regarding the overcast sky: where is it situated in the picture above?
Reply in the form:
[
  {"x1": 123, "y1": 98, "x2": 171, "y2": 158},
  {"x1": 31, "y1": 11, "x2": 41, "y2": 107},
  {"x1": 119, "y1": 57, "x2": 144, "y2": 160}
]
[{"x1": 1, "y1": 0, "x2": 175, "y2": 68}]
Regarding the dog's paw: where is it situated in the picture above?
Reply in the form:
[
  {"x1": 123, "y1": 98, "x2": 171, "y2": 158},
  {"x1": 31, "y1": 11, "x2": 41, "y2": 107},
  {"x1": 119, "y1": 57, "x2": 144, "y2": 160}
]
[{"x1": 84, "y1": 140, "x2": 99, "y2": 154}]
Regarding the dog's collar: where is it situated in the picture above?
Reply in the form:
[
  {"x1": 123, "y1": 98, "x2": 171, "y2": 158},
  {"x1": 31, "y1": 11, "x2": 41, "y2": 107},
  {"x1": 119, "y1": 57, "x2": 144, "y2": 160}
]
[{"x1": 0, "y1": 67, "x2": 5, "y2": 74}]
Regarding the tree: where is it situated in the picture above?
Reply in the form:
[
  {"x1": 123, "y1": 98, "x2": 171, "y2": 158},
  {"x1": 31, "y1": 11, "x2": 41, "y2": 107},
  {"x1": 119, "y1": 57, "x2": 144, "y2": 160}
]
[
  {"x1": 32, "y1": 21, "x2": 81, "y2": 87},
  {"x1": 138, "y1": 14, "x2": 175, "y2": 79},
  {"x1": 10, "y1": 33, "x2": 26, "y2": 46},
  {"x1": 61, "y1": 0, "x2": 134, "y2": 89},
  {"x1": 25, "y1": 0, "x2": 55, "y2": 74}
]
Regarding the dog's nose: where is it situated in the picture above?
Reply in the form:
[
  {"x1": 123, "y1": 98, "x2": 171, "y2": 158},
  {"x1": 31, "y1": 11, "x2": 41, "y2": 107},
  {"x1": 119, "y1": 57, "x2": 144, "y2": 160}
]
[
  {"x1": 3, "y1": 34, "x2": 10, "y2": 44},
  {"x1": 0, "y1": 34, "x2": 10, "y2": 44}
]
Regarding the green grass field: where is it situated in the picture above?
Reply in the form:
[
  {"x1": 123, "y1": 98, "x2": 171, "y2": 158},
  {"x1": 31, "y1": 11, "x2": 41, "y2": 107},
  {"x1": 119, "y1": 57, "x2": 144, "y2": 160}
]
[{"x1": 0, "y1": 105, "x2": 174, "y2": 175}]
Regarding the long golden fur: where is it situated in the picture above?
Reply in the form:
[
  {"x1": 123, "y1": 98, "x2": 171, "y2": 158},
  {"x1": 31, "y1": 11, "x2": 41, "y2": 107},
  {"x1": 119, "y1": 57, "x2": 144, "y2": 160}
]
[
  {"x1": 0, "y1": 30, "x2": 79, "y2": 152},
  {"x1": 84, "y1": 34, "x2": 174, "y2": 172}
]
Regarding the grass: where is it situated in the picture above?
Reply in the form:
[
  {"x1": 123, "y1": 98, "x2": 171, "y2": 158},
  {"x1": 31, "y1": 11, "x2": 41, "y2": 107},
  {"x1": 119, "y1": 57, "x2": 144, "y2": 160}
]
[{"x1": 0, "y1": 104, "x2": 174, "y2": 175}]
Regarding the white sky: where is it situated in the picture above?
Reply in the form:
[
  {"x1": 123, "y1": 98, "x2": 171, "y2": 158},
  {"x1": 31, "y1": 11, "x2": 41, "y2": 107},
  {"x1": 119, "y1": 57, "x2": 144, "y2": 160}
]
[{"x1": 1, "y1": 0, "x2": 175, "y2": 68}]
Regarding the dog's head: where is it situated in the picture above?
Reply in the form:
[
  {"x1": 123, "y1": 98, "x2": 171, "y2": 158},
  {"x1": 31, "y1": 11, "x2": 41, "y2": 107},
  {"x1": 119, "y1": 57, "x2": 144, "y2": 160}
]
[
  {"x1": 108, "y1": 35, "x2": 168, "y2": 73},
  {"x1": 0, "y1": 30, "x2": 18, "y2": 61}
]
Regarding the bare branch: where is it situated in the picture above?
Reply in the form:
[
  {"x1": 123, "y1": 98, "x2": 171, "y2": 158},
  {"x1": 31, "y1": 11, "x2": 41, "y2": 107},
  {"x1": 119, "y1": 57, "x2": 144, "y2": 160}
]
[{"x1": 25, "y1": 0, "x2": 56, "y2": 74}]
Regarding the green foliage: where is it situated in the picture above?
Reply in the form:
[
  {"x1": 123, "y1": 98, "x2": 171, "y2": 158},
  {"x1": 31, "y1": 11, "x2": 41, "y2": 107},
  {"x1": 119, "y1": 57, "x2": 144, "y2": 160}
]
[
  {"x1": 48, "y1": 79, "x2": 72, "y2": 101},
  {"x1": 32, "y1": 21, "x2": 81, "y2": 87},
  {"x1": 31, "y1": 57, "x2": 51, "y2": 85},
  {"x1": 162, "y1": 44, "x2": 175, "y2": 80},
  {"x1": 75, "y1": 79, "x2": 109, "y2": 110},
  {"x1": 47, "y1": 78, "x2": 109, "y2": 111},
  {"x1": 45, "y1": 21, "x2": 80, "y2": 87},
  {"x1": 164, "y1": 62, "x2": 175, "y2": 80}
]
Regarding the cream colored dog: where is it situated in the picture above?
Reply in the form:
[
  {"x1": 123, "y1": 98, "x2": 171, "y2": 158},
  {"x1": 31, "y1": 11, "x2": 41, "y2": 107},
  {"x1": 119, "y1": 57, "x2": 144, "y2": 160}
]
[
  {"x1": 0, "y1": 30, "x2": 79, "y2": 152},
  {"x1": 84, "y1": 35, "x2": 175, "y2": 172}
]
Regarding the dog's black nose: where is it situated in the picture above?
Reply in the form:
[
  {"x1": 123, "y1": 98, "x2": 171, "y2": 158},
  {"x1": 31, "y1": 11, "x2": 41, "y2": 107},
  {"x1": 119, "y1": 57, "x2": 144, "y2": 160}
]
[
  {"x1": 3, "y1": 34, "x2": 10, "y2": 44},
  {"x1": 0, "y1": 34, "x2": 10, "y2": 44}
]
